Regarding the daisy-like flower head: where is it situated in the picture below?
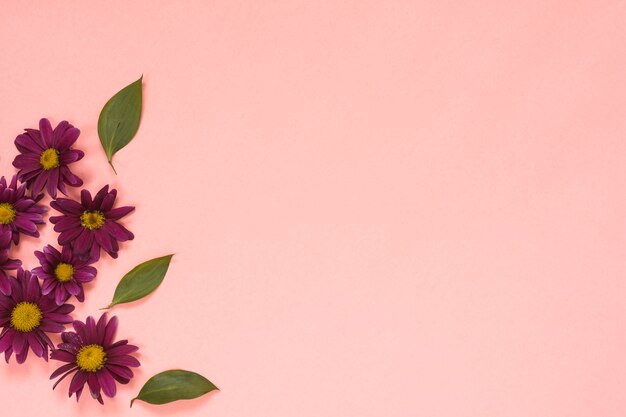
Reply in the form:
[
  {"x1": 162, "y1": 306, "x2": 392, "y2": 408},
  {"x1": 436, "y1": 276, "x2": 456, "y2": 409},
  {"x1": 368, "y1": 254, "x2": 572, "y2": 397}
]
[
  {"x1": 12, "y1": 118, "x2": 84, "y2": 198},
  {"x1": 32, "y1": 245, "x2": 97, "y2": 305},
  {"x1": 0, "y1": 268, "x2": 74, "y2": 364},
  {"x1": 0, "y1": 175, "x2": 46, "y2": 246},
  {"x1": 50, "y1": 185, "x2": 135, "y2": 262},
  {"x1": 0, "y1": 231, "x2": 21, "y2": 295},
  {"x1": 50, "y1": 313, "x2": 140, "y2": 404}
]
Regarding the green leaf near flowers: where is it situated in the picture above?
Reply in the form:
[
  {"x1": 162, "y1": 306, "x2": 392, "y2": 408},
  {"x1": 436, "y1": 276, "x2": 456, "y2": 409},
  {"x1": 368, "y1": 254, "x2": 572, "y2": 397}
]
[
  {"x1": 131, "y1": 370, "x2": 218, "y2": 407},
  {"x1": 98, "y1": 76, "x2": 143, "y2": 173},
  {"x1": 104, "y1": 255, "x2": 173, "y2": 309}
]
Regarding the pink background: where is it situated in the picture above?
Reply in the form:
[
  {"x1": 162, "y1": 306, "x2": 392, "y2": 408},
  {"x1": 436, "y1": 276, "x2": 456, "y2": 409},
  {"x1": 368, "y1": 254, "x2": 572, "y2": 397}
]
[{"x1": 1, "y1": 1, "x2": 626, "y2": 416}]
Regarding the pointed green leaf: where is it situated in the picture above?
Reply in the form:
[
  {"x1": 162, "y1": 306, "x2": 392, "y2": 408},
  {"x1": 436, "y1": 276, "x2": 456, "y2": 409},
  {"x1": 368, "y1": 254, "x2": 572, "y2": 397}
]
[
  {"x1": 98, "y1": 76, "x2": 143, "y2": 173},
  {"x1": 104, "y1": 255, "x2": 173, "y2": 309},
  {"x1": 131, "y1": 370, "x2": 218, "y2": 407}
]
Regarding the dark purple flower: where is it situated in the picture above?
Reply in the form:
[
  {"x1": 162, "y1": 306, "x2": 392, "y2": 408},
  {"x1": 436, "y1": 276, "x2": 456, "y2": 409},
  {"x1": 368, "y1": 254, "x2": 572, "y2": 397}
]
[
  {"x1": 0, "y1": 268, "x2": 74, "y2": 363},
  {"x1": 0, "y1": 231, "x2": 21, "y2": 295},
  {"x1": 50, "y1": 185, "x2": 134, "y2": 261},
  {"x1": 32, "y1": 245, "x2": 97, "y2": 305},
  {"x1": 50, "y1": 313, "x2": 140, "y2": 404},
  {"x1": 0, "y1": 175, "x2": 46, "y2": 246},
  {"x1": 12, "y1": 118, "x2": 84, "y2": 198}
]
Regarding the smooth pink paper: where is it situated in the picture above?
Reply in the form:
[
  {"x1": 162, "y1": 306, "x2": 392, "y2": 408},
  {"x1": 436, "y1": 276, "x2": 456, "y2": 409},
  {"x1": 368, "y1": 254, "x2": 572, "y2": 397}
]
[{"x1": 1, "y1": 1, "x2": 626, "y2": 416}]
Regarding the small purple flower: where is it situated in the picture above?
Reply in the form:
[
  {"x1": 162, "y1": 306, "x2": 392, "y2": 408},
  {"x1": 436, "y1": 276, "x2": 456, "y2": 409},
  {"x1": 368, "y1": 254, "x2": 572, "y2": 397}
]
[
  {"x1": 0, "y1": 268, "x2": 74, "y2": 363},
  {"x1": 50, "y1": 185, "x2": 134, "y2": 261},
  {"x1": 12, "y1": 118, "x2": 84, "y2": 198},
  {"x1": 0, "y1": 231, "x2": 21, "y2": 295},
  {"x1": 50, "y1": 313, "x2": 140, "y2": 404},
  {"x1": 0, "y1": 175, "x2": 46, "y2": 246},
  {"x1": 32, "y1": 245, "x2": 97, "y2": 305}
]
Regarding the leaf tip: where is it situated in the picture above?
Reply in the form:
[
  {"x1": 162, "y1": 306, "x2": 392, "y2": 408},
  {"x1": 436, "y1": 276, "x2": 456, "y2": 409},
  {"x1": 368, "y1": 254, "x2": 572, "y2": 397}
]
[{"x1": 108, "y1": 160, "x2": 118, "y2": 175}]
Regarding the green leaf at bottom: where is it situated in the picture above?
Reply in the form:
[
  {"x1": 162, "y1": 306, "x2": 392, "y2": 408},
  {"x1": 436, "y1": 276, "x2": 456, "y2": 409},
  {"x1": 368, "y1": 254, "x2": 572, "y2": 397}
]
[{"x1": 131, "y1": 370, "x2": 218, "y2": 407}]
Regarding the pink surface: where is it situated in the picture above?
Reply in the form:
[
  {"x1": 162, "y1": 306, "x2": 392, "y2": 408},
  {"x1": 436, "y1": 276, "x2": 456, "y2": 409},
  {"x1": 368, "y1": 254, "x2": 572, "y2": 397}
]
[{"x1": 1, "y1": 1, "x2": 626, "y2": 416}]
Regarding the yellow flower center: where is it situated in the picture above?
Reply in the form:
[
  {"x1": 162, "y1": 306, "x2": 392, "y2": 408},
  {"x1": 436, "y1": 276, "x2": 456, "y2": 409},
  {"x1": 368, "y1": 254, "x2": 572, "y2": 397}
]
[
  {"x1": 76, "y1": 344, "x2": 107, "y2": 372},
  {"x1": 40, "y1": 148, "x2": 60, "y2": 170},
  {"x1": 54, "y1": 263, "x2": 74, "y2": 283},
  {"x1": 10, "y1": 302, "x2": 43, "y2": 332},
  {"x1": 80, "y1": 211, "x2": 105, "y2": 230},
  {"x1": 0, "y1": 203, "x2": 16, "y2": 225}
]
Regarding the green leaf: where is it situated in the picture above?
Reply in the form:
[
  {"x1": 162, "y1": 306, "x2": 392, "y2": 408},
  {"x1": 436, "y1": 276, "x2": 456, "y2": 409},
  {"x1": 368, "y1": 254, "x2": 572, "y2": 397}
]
[
  {"x1": 104, "y1": 255, "x2": 173, "y2": 309},
  {"x1": 98, "y1": 76, "x2": 143, "y2": 173},
  {"x1": 131, "y1": 370, "x2": 218, "y2": 407}
]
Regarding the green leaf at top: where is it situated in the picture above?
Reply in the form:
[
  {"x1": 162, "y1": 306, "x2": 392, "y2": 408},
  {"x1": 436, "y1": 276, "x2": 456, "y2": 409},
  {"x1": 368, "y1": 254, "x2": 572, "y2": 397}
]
[
  {"x1": 103, "y1": 255, "x2": 173, "y2": 309},
  {"x1": 131, "y1": 370, "x2": 218, "y2": 407},
  {"x1": 98, "y1": 76, "x2": 143, "y2": 173}
]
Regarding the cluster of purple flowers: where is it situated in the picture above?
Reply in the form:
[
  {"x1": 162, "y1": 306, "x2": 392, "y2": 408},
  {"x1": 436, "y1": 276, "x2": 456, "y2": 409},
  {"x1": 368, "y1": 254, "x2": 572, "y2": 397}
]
[{"x1": 0, "y1": 119, "x2": 139, "y2": 404}]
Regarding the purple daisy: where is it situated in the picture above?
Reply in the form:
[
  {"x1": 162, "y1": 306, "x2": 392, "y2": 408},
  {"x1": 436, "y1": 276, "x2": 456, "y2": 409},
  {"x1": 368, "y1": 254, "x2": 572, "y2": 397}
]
[
  {"x1": 32, "y1": 245, "x2": 97, "y2": 305},
  {"x1": 50, "y1": 313, "x2": 140, "y2": 404},
  {"x1": 50, "y1": 185, "x2": 134, "y2": 261},
  {"x1": 0, "y1": 268, "x2": 74, "y2": 363},
  {"x1": 12, "y1": 118, "x2": 84, "y2": 198},
  {"x1": 0, "y1": 175, "x2": 46, "y2": 246},
  {"x1": 0, "y1": 231, "x2": 21, "y2": 295}
]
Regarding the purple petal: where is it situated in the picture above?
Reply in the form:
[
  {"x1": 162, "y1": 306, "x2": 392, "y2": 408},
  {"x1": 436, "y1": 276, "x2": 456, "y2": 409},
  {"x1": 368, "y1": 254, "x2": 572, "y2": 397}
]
[
  {"x1": 107, "y1": 364, "x2": 134, "y2": 380},
  {"x1": 27, "y1": 333, "x2": 44, "y2": 357},
  {"x1": 105, "y1": 206, "x2": 135, "y2": 220},
  {"x1": 80, "y1": 189, "x2": 93, "y2": 209},
  {"x1": 97, "y1": 368, "x2": 117, "y2": 398},
  {"x1": 96, "y1": 313, "x2": 107, "y2": 344},
  {"x1": 103, "y1": 316, "x2": 118, "y2": 347},
  {"x1": 107, "y1": 355, "x2": 140, "y2": 367},
  {"x1": 58, "y1": 226, "x2": 83, "y2": 246},
  {"x1": 47, "y1": 168, "x2": 60, "y2": 198},
  {"x1": 39, "y1": 118, "x2": 54, "y2": 147},
  {"x1": 69, "y1": 370, "x2": 88, "y2": 394},
  {"x1": 103, "y1": 221, "x2": 134, "y2": 242},
  {"x1": 50, "y1": 362, "x2": 76, "y2": 379},
  {"x1": 0, "y1": 330, "x2": 14, "y2": 352},
  {"x1": 58, "y1": 127, "x2": 80, "y2": 150},
  {"x1": 107, "y1": 343, "x2": 139, "y2": 357},
  {"x1": 0, "y1": 275, "x2": 11, "y2": 295},
  {"x1": 74, "y1": 229, "x2": 95, "y2": 255},
  {"x1": 14, "y1": 133, "x2": 44, "y2": 153},
  {"x1": 60, "y1": 166, "x2": 83, "y2": 187},
  {"x1": 85, "y1": 316, "x2": 97, "y2": 343},
  {"x1": 51, "y1": 349, "x2": 77, "y2": 363},
  {"x1": 59, "y1": 149, "x2": 84, "y2": 164},
  {"x1": 87, "y1": 373, "x2": 101, "y2": 398},
  {"x1": 51, "y1": 198, "x2": 84, "y2": 215},
  {"x1": 53, "y1": 366, "x2": 79, "y2": 390}
]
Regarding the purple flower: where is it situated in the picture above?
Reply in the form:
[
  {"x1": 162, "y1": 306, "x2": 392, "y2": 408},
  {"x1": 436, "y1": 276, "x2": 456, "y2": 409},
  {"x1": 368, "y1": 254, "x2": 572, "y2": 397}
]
[
  {"x1": 0, "y1": 175, "x2": 46, "y2": 246},
  {"x1": 32, "y1": 245, "x2": 97, "y2": 305},
  {"x1": 0, "y1": 231, "x2": 21, "y2": 295},
  {"x1": 0, "y1": 268, "x2": 74, "y2": 363},
  {"x1": 50, "y1": 313, "x2": 140, "y2": 404},
  {"x1": 50, "y1": 185, "x2": 134, "y2": 261},
  {"x1": 12, "y1": 118, "x2": 84, "y2": 198}
]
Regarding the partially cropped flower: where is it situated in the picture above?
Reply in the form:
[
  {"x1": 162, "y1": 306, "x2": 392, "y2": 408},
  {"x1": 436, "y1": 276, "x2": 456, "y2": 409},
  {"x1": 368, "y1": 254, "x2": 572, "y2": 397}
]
[
  {"x1": 0, "y1": 175, "x2": 46, "y2": 245},
  {"x1": 0, "y1": 268, "x2": 74, "y2": 363},
  {"x1": 33, "y1": 245, "x2": 97, "y2": 305},
  {"x1": 12, "y1": 118, "x2": 84, "y2": 198},
  {"x1": 50, "y1": 313, "x2": 139, "y2": 404},
  {"x1": 50, "y1": 185, "x2": 134, "y2": 261},
  {"x1": 0, "y1": 231, "x2": 21, "y2": 295}
]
